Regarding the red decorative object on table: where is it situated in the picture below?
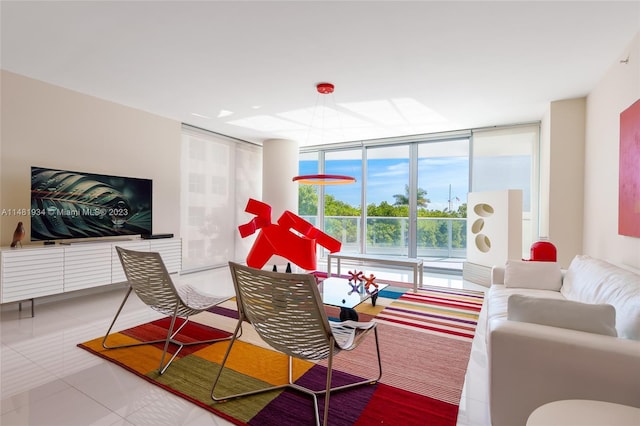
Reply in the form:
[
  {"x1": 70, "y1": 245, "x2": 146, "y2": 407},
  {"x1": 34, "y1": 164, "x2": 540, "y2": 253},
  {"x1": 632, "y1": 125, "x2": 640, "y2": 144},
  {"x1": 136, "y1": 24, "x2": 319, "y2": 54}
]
[
  {"x1": 348, "y1": 270, "x2": 364, "y2": 282},
  {"x1": 363, "y1": 274, "x2": 379, "y2": 290}
]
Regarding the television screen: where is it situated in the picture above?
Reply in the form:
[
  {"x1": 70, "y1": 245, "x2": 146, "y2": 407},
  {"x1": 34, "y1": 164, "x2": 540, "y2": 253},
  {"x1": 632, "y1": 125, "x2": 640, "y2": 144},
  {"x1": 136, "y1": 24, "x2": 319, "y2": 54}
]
[{"x1": 30, "y1": 166, "x2": 152, "y2": 241}]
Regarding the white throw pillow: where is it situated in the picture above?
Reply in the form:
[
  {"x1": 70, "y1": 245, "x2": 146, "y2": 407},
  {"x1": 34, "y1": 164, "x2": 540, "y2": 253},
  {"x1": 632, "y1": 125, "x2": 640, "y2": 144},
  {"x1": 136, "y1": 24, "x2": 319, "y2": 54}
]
[
  {"x1": 562, "y1": 254, "x2": 640, "y2": 340},
  {"x1": 507, "y1": 294, "x2": 617, "y2": 337},
  {"x1": 503, "y1": 259, "x2": 563, "y2": 291}
]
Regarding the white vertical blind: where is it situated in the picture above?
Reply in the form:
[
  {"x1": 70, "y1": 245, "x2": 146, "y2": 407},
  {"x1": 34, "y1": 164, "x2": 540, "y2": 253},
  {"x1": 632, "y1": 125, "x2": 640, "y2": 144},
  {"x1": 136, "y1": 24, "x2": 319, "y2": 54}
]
[{"x1": 180, "y1": 125, "x2": 262, "y2": 272}]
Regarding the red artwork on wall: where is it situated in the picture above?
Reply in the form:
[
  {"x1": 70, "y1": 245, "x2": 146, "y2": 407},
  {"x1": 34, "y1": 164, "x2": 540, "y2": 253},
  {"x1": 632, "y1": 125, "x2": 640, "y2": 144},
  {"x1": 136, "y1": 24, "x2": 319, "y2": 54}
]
[{"x1": 619, "y1": 99, "x2": 640, "y2": 237}]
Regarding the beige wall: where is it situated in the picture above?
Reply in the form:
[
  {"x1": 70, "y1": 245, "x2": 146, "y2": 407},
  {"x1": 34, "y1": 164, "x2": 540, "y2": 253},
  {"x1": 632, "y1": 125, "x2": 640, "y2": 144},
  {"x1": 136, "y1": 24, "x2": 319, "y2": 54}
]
[
  {"x1": 539, "y1": 107, "x2": 551, "y2": 238},
  {"x1": 583, "y1": 31, "x2": 640, "y2": 272},
  {"x1": 545, "y1": 98, "x2": 587, "y2": 268},
  {"x1": 0, "y1": 71, "x2": 182, "y2": 246}
]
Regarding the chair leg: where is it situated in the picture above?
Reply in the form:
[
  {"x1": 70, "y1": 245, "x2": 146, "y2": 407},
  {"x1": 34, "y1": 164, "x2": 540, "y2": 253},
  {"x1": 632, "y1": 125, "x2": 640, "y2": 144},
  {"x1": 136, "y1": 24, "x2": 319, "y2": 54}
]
[
  {"x1": 311, "y1": 328, "x2": 382, "y2": 425},
  {"x1": 102, "y1": 288, "x2": 155, "y2": 349},
  {"x1": 212, "y1": 320, "x2": 290, "y2": 402},
  {"x1": 103, "y1": 289, "x2": 231, "y2": 375},
  {"x1": 322, "y1": 327, "x2": 382, "y2": 395},
  {"x1": 157, "y1": 308, "x2": 234, "y2": 375},
  {"x1": 102, "y1": 287, "x2": 174, "y2": 350},
  {"x1": 211, "y1": 320, "x2": 241, "y2": 401},
  {"x1": 158, "y1": 304, "x2": 181, "y2": 374},
  {"x1": 322, "y1": 341, "x2": 334, "y2": 426}
]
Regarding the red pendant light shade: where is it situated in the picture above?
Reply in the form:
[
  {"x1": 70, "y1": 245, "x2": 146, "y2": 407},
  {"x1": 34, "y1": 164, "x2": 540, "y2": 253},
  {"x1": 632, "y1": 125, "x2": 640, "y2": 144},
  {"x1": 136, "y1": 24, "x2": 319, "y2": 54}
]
[
  {"x1": 293, "y1": 83, "x2": 356, "y2": 185},
  {"x1": 316, "y1": 83, "x2": 334, "y2": 94},
  {"x1": 292, "y1": 174, "x2": 356, "y2": 185}
]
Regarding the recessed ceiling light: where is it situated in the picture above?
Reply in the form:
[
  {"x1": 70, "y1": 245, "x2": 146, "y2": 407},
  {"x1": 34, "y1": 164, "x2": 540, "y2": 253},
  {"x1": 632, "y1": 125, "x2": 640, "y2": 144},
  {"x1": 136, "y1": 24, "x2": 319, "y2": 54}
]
[{"x1": 191, "y1": 112, "x2": 212, "y2": 119}]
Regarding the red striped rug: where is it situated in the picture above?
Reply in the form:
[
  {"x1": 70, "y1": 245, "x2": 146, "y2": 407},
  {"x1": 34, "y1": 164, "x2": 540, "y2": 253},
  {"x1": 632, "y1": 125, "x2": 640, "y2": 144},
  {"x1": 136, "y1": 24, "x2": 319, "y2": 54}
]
[
  {"x1": 321, "y1": 285, "x2": 484, "y2": 405},
  {"x1": 375, "y1": 286, "x2": 484, "y2": 341},
  {"x1": 78, "y1": 284, "x2": 484, "y2": 425}
]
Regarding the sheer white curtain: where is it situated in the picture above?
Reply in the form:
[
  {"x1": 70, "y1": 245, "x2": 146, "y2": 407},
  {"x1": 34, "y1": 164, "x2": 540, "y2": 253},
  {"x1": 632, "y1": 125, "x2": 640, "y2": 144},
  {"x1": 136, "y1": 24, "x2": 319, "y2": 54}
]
[
  {"x1": 471, "y1": 123, "x2": 540, "y2": 257},
  {"x1": 180, "y1": 125, "x2": 262, "y2": 272}
]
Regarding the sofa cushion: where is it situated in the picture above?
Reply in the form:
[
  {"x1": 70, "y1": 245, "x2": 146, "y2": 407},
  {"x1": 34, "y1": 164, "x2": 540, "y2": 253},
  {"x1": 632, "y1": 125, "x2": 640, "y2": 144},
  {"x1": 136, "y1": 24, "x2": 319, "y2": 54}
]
[
  {"x1": 562, "y1": 255, "x2": 640, "y2": 340},
  {"x1": 486, "y1": 285, "x2": 566, "y2": 327},
  {"x1": 507, "y1": 294, "x2": 617, "y2": 337},
  {"x1": 503, "y1": 259, "x2": 563, "y2": 291}
]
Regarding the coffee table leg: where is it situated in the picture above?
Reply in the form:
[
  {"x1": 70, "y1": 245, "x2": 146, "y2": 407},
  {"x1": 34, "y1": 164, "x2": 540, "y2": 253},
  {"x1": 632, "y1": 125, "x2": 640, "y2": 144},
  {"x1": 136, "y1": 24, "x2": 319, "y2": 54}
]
[
  {"x1": 371, "y1": 291, "x2": 379, "y2": 306},
  {"x1": 340, "y1": 307, "x2": 359, "y2": 321}
]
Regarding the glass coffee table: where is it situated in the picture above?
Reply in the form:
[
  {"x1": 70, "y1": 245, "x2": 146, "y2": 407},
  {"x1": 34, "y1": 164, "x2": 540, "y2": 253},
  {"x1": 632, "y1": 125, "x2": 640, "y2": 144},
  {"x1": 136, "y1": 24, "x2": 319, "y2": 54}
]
[{"x1": 319, "y1": 277, "x2": 388, "y2": 321}]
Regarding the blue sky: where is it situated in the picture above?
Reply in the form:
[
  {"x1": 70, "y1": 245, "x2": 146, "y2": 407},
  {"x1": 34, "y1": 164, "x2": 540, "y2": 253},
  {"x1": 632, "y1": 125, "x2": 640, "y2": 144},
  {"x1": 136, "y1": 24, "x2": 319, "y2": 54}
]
[
  {"x1": 300, "y1": 154, "x2": 531, "y2": 211},
  {"x1": 300, "y1": 157, "x2": 470, "y2": 211}
]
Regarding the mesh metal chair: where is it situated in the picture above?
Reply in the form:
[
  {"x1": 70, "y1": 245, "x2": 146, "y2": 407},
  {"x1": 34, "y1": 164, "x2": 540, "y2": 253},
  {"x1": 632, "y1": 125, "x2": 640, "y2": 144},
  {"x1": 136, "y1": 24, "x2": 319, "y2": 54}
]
[
  {"x1": 102, "y1": 246, "x2": 231, "y2": 375},
  {"x1": 211, "y1": 261, "x2": 382, "y2": 426}
]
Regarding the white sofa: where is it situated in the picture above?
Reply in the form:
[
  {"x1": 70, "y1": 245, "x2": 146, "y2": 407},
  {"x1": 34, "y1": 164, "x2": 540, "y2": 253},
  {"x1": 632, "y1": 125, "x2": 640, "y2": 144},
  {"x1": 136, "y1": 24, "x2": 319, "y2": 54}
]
[{"x1": 485, "y1": 254, "x2": 640, "y2": 426}]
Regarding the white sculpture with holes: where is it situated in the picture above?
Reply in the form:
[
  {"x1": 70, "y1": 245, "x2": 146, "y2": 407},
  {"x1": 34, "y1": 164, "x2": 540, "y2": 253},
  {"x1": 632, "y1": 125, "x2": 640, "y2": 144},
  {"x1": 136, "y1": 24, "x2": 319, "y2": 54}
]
[{"x1": 463, "y1": 189, "x2": 523, "y2": 286}]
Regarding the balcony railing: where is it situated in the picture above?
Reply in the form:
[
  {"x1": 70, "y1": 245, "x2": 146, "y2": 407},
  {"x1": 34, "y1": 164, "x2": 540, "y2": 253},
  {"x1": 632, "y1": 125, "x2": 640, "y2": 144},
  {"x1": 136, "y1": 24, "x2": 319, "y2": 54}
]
[{"x1": 302, "y1": 215, "x2": 467, "y2": 259}]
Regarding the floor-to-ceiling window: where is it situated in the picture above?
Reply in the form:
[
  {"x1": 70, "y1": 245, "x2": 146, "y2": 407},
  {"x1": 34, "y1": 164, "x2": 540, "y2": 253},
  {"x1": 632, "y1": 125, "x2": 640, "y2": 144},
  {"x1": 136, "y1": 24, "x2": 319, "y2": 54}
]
[
  {"x1": 417, "y1": 138, "x2": 469, "y2": 259},
  {"x1": 299, "y1": 123, "x2": 539, "y2": 264},
  {"x1": 324, "y1": 149, "x2": 363, "y2": 252},
  {"x1": 365, "y1": 145, "x2": 410, "y2": 256}
]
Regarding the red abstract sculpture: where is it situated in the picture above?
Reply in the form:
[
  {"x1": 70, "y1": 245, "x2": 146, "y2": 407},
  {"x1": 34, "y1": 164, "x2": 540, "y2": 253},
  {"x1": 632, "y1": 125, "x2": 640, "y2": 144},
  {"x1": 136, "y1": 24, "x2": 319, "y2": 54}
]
[{"x1": 238, "y1": 198, "x2": 341, "y2": 270}]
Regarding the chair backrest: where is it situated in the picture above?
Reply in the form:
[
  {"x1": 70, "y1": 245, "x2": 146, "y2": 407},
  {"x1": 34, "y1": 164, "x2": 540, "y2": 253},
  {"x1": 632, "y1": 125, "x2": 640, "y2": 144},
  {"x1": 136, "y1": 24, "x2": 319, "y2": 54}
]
[
  {"x1": 116, "y1": 246, "x2": 182, "y2": 317},
  {"x1": 228, "y1": 261, "x2": 334, "y2": 360}
]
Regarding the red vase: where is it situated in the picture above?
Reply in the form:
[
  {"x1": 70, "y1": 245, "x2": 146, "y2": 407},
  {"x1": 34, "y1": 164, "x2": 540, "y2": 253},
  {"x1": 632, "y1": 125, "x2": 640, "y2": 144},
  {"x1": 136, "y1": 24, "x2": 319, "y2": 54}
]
[{"x1": 530, "y1": 239, "x2": 557, "y2": 262}]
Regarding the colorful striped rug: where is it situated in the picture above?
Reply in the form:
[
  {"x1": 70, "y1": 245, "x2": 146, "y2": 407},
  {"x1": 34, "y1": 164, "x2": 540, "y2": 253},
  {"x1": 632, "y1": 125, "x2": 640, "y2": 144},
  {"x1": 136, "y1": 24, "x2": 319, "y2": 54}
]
[
  {"x1": 78, "y1": 284, "x2": 484, "y2": 425},
  {"x1": 375, "y1": 286, "x2": 484, "y2": 341}
]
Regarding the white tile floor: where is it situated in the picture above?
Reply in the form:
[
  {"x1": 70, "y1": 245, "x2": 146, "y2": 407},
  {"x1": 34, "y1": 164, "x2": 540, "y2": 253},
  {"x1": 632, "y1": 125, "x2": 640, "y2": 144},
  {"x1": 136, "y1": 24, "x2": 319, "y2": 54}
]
[{"x1": 1, "y1": 265, "x2": 491, "y2": 426}]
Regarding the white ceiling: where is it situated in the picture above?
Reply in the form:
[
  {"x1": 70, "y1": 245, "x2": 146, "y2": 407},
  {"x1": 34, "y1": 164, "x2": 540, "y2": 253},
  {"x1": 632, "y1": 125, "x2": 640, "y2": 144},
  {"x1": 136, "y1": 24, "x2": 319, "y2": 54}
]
[{"x1": 2, "y1": 1, "x2": 639, "y2": 146}]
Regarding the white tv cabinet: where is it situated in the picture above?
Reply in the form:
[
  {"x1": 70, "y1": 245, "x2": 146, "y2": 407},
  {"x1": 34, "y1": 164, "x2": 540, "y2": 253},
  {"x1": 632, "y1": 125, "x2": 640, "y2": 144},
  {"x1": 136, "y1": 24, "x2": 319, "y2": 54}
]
[{"x1": 0, "y1": 238, "x2": 182, "y2": 311}]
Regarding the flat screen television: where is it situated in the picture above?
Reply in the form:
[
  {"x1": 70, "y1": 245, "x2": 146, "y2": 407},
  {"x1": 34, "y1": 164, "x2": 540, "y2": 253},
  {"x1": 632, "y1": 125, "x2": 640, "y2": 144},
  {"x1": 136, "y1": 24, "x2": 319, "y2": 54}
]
[{"x1": 30, "y1": 166, "x2": 152, "y2": 241}]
